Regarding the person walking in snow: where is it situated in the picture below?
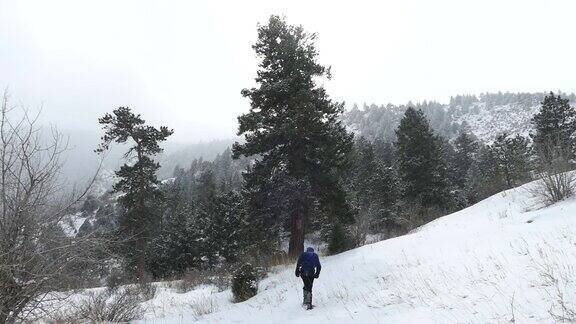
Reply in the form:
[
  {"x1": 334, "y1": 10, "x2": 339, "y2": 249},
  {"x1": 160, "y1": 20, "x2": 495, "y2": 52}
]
[{"x1": 295, "y1": 247, "x2": 321, "y2": 309}]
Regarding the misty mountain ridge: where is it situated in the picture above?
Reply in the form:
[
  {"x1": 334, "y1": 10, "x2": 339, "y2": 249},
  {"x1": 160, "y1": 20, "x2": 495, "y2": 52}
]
[
  {"x1": 59, "y1": 128, "x2": 236, "y2": 189},
  {"x1": 345, "y1": 91, "x2": 576, "y2": 143}
]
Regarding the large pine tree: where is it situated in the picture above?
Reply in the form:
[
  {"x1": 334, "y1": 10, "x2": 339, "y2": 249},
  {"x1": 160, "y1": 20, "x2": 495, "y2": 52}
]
[
  {"x1": 97, "y1": 107, "x2": 173, "y2": 280},
  {"x1": 531, "y1": 92, "x2": 576, "y2": 164},
  {"x1": 395, "y1": 107, "x2": 451, "y2": 210},
  {"x1": 233, "y1": 16, "x2": 353, "y2": 258}
]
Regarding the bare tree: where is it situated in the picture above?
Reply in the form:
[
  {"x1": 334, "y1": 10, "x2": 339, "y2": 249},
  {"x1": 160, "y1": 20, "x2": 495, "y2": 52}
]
[
  {"x1": 530, "y1": 135, "x2": 576, "y2": 205},
  {"x1": 0, "y1": 91, "x2": 101, "y2": 323}
]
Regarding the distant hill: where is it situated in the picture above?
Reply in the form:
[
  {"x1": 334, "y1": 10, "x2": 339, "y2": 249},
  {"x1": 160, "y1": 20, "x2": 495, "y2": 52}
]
[{"x1": 344, "y1": 91, "x2": 576, "y2": 143}]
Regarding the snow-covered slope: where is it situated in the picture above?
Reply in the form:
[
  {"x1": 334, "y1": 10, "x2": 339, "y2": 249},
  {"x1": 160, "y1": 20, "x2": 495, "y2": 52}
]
[
  {"x1": 454, "y1": 102, "x2": 539, "y2": 142},
  {"x1": 49, "y1": 178, "x2": 576, "y2": 323},
  {"x1": 131, "y1": 178, "x2": 576, "y2": 323}
]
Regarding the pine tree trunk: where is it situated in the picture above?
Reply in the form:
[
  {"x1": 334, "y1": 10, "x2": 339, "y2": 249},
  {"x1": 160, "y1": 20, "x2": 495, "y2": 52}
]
[
  {"x1": 288, "y1": 207, "x2": 305, "y2": 259},
  {"x1": 505, "y1": 166, "x2": 512, "y2": 188},
  {"x1": 135, "y1": 236, "x2": 147, "y2": 282},
  {"x1": 134, "y1": 183, "x2": 148, "y2": 282}
]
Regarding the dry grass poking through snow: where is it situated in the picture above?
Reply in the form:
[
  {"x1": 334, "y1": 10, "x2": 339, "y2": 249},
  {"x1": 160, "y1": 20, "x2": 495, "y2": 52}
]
[
  {"x1": 526, "y1": 237, "x2": 576, "y2": 322},
  {"x1": 189, "y1": 295, "x2": 219, "y2": 318}
]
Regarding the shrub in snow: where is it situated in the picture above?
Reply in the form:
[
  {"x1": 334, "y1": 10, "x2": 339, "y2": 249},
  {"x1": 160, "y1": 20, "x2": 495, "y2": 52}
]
[
  {"x1": 172, "y1": 268, "x2": 231, "y2": 293},
  {"x1": 55, "y1": 289, "x2": 142, "y2": 323},
  {"x1": 129, "y1": 281, "x2": 157, "y2": 301},
  {"x1": 327, "y1": 222, "x2": 349, "y2": 254},
  {"x1": 232, "y1": 263, "x2": 258, "y2": 302},
  {"x1": 105, "y1": 265, "x2": 131, "y2": 292},
  {"x1": 529, "y1": 141, "x2": 575, "y2": 205},
  {"x1": 531, "y1": 170, "x2": 576, "y2": 205}
]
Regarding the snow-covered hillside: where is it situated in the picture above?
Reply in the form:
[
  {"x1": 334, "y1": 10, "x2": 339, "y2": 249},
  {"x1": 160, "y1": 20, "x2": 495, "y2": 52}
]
[
  {"x1": 453, "y1": 102, "x2": 539, "y2": 142},
  {"x1": 344, "y1": 92, "x2": 576, "y2": 143},
  {"x1": 50, "y1": 178, "x2": 576, "y2": 323},
  {"x1": 147, "y1": 179, "x2": 576, "y2": 323}
]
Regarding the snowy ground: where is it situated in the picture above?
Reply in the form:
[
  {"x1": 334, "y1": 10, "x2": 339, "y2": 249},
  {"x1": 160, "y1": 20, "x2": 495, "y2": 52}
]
[{"x1": 52, "y1": 179, "x2": 576, "y2": 323}]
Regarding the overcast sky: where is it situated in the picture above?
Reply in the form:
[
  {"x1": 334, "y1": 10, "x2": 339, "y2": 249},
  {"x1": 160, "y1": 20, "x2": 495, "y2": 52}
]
[{"x1": 1, "y1": 0, "x2": 575, "y2": 142}]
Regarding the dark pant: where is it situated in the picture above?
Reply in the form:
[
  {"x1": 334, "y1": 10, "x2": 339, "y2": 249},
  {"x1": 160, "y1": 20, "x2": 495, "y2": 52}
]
[{"x1": 301, "y1": 275, "x2": 314, "y2": 292}]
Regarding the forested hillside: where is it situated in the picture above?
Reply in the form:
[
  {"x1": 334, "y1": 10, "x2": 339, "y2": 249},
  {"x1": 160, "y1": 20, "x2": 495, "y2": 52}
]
[{"x1": 345, "y1": 92, "x2": 576, "y2": 143}]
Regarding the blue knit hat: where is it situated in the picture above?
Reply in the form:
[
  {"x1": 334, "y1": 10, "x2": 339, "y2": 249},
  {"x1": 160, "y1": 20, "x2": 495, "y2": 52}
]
[{"x1": 306, "y1": 247, "x2": 314, "y2": 253}]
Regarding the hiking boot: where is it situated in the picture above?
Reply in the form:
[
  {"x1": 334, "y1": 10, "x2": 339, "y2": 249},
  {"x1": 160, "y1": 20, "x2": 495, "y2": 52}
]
[{"x1": 304, "y1": 291, "x2": 312, "y2": 309}]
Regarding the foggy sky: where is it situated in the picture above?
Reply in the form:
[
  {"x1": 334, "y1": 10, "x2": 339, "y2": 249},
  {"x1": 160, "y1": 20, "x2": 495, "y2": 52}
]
[{"x1": 1, "y1": 0, "x2": 575, "y2": 142}]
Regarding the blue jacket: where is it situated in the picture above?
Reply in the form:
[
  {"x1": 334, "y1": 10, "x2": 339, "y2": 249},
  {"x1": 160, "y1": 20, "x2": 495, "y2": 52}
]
[{"x1": 295, "y1": 247, "x2": 321, "y2": 278}]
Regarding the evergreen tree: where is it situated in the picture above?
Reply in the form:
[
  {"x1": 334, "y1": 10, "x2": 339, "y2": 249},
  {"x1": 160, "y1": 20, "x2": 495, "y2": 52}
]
[
  {"x1": 453, "y1": 131, "x2": 479, "y2": 189},
  {"x1": 97, "y1": 107, "x2": 173, "y2": 279},
  {"x1": 193, "y1": 170, "x2": 219, "y2": 266},
  {"x1": 395, "y1": 107, "x2": 452, "y2": 210},
  {"x1": 326, "y1": 221, "x2": 348, "y2": 254},
  {"x1": 192, "y1": 170, "x2": 247, "y2": 267},
  {"x1": 474, "y1": 145, "x2": 506, "y2": 198},
  {"x1": 531, "y1": 92, "x2": 576, "y2": 164},
  {"x1": 213, "y1": 148, "x2": 245, "y2": 192},
  {"x1": 437, "y1": 137, "x2": 467, "y2": 208},
  {"x1": 195, "y1": 170, "x2": 217, "y2": 207},
  {"x1": 148, "y1": 199, "x2": 202, "y2": 278},
  {"x1": 233, "y1": 16, "x2": 353, "y2": 258},
  {"x1": 451, "y1": 131, "x2": 479, "y2": 204},
  {"x1": 372, "y1": 139, "x2": 395, "y2": 166},
  {"x1": 464, "y1": 159, "x2": 483, "y2": 203},
  {"x1": 149, "y1": 171, "x2": 249, "y2": 276},
  {"x1": 350, "y1": 137, "x2": 379, "y2": 206},
  {"x1": 205, "y1": 191, "x2": 247, "y2": 263},
  {"x1": 491, "y1": 133, "x2": 532, "y2": 189},
  {"x1": 347, "y1": 137, "x2": 398, "y2": 234}
]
